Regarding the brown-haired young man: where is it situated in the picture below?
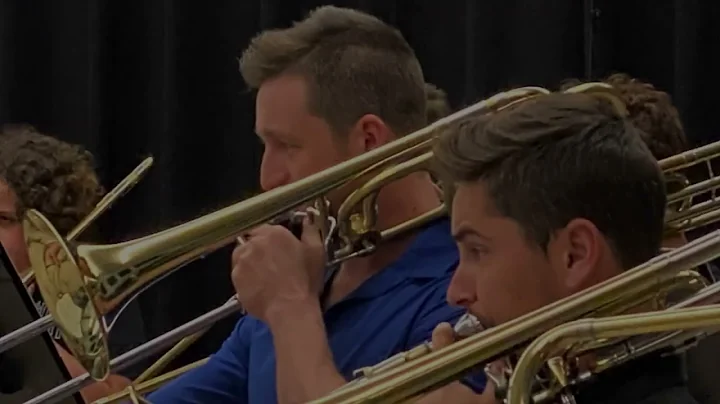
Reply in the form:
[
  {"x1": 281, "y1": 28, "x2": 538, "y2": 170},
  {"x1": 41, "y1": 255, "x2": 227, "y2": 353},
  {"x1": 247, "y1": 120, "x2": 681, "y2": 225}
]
[
  {"x1": 425, "y1": 91, "x2": 697, "y2": 403},
  {"x1": 562, "y1": 75, "x2": 719, "y2": 403},
  {"x1": 148, "y1": 6, "x2": 485, "y2": 404},
  {"x1": 0, "y1": 125, "x2": 134, "y2": 402}
]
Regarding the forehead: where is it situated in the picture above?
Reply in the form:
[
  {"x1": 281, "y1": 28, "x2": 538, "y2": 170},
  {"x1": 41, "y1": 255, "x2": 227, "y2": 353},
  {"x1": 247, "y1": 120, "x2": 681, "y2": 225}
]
[
  {"x1": 450, "y1": 181, "x2": 511, "y2": 239},
  {"x1": 255, "y1": 76, "x2": 310, "y2": 127},
  {"x1": 450, "y1": 182, "x2": 493, "y2": 224},
  {"x1": 255, "y1": 75, "x2": 339, "y2": 143}
]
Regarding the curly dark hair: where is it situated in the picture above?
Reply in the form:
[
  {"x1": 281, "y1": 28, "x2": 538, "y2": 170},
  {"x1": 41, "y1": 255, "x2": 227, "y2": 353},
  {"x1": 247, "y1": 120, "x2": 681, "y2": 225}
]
[
  {"x1": 425, "y1": 83, "x2": 451, "y2": 124},
  {"x1": 0, "y1": 124, "x2": 105, "y2": 236},
  {"x1": 560, "y1": 73, "x2": 688, "y2": 160}
]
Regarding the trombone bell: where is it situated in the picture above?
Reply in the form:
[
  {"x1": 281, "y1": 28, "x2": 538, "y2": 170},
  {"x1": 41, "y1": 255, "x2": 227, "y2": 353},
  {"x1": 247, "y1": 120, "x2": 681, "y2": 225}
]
[{"x1": 23, "y1": 209, "x2": 110, "y2": 381}]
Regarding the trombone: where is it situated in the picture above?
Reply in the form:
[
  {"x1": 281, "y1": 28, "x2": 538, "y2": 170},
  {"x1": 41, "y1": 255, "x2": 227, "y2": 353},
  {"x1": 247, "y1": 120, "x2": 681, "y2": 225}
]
[
  {"x1": 20, "y1": 157, "x2": 155, "y2": 288},
  {"x1": 662, "y1": 140, "x2": 720, "y2": 235},
  {"x1": 0, "y1": 156, "x2": 154, "y2": 354},
  {"x1": 309, "y1": 229, "x2": 720, "y2": 404},
  {"x1": 18, "y1": 85, "x2": 553, "y2": 404},
  {"x1": 22, "y1": 85, "x2": 552, "y2": 384},
  {"x1": 118, "y1": 133, "x2": 720, "y2": 398},
  {"x1": 19, "y1": 83, "x2": 720, "y2": 403},
  {"x1": 506, "y1": 284, "x2": 720, "y2": 404}
]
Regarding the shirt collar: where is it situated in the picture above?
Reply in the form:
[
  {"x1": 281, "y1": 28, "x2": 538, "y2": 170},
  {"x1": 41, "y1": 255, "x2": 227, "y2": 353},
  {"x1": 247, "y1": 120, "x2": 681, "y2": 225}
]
[{"x1": 336, "y1": 217, "x2": 458, "y2": 301}]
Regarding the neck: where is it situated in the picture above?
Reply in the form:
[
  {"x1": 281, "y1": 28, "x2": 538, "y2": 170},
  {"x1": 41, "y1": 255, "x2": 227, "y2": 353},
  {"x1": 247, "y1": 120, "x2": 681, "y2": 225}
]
[{"x1": 327, "y1": 173, "x2": 442, "y2": 304}]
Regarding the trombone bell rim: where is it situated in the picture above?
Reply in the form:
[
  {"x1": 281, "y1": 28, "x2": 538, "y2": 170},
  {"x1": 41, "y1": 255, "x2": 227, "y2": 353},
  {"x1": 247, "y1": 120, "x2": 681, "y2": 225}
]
[{"x1": 23, "y1": 209, "x2": 110, "y2": 381}]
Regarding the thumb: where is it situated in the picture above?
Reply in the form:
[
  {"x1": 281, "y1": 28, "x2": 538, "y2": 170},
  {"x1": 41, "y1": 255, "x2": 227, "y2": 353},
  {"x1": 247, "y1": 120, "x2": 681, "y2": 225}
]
[{"x1": 431, "y1": 322, "x2": 456, "y2": 350}]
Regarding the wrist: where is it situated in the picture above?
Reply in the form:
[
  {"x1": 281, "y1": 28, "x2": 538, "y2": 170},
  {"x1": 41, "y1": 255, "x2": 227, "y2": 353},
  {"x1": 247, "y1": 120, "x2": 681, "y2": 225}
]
[{"x1": 265, "y1": 296, "x2": 323, "y2": 328}]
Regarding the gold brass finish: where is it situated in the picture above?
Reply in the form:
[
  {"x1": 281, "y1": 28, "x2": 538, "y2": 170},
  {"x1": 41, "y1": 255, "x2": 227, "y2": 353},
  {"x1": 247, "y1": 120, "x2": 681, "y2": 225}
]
[
  {"x1": 30, "y1": 82, "x2": 720, "y2": 402},
  {"x1": 308, "y1": 229, "x2": 720, "y2": 403},
  {"x1": 0, "y1": 158, "x2": 154, "y2": 358},
  {"x1": 21, "y1": 157, "x2": 154, "y2": 287},
  {"x1": 661, "y1": 140, "x2": 720, "y2": 234},
  {"x1": 507, "y1": 304, "x2": 720, "y2": 404},
  {"x1": 92, "y1": 358, "x2": 209, "y2": 404},
  {"x1": 25, "y1": 85, "x2": 553, "y2": 381}
]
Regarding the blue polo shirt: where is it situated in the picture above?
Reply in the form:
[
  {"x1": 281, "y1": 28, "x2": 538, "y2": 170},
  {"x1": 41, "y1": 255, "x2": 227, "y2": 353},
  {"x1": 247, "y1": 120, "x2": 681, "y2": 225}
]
[{"x1": 147, "y1": 219, "x2": 486, "y2": 403}]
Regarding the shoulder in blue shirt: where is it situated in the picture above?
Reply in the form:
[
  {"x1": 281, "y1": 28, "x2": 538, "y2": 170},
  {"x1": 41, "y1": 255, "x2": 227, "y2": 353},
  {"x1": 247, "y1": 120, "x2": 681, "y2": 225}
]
[{"x1": 147, "y1": 218, "x2": 486, "y2": 403}]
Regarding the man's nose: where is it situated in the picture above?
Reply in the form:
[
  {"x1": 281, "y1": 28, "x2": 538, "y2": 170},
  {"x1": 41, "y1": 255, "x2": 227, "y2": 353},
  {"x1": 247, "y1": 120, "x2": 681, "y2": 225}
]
[
  {"x1": 446, "y1": 266, "x2": 476, "y2": 308},
  {"x1": 259, "y1": 152, "x2": 289, "y2": 191}
]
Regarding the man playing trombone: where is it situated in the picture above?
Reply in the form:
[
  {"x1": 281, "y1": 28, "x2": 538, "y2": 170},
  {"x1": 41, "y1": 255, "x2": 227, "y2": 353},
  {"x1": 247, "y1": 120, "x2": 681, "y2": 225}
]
[
  {"x1": 421, "y1": 89, "x2": 698, "y2": 403},
  {"x1": 147, "y1": 5, "x2": 485, "y2": 404}
]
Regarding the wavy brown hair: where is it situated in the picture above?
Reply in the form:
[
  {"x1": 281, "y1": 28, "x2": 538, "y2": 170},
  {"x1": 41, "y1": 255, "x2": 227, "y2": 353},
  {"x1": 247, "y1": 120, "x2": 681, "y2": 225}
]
[
  {"x1": 425, "y1": 83, "x2": 451, "y2": 124},
  {"x1": 0, "y1": 124, "x2": 105, "y2": 236},
  {"x1": 560, "y1": 73, "x2": 688, "y2": 159},
  {"x1": 239, "y1": 6, "x2": 426, "y2": 136}
]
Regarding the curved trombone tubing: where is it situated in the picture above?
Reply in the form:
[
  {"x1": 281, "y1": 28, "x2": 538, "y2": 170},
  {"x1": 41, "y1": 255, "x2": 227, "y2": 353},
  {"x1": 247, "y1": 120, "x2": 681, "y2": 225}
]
[
  {"x1": 507, "y1": 304, "x2": 720, "y2": 404},
  {"x1": 0, "y1": 157, "x2": 155, "y2": 355},
  {"x1": 308, "y1": 229, "x2": 720, "y2": 404},
  {"x1": 21, "y1": 156, "x2": 155, "y2": 287},
  {"x1": 662, "y1": 140, "x2": 720, "y2": 235},
  {"x1": 583, "y1": 278, "x2": 720, "y2": 374},
  {"x1": 490, "y1": 277, "x2": 720, "y2": 403},
  {"x1": 23, "y1": 86, "x2": 550, "y2": 382}
]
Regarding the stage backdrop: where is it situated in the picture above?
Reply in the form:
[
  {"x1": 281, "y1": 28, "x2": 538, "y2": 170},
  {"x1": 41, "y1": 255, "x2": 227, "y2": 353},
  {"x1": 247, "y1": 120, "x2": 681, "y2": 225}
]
[{"x1": 0, "y1": 0, "x2": 718, "y2": 372}]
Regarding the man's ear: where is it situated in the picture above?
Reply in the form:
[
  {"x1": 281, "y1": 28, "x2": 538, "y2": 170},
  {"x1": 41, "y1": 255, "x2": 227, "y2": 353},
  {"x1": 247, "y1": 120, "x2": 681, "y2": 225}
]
[
  {"x1": 346, "y1": 114, "x2": 393, "y2": 154},
  {"x1": 556, "y1": 218, "x2": 603, "y2": 293}
]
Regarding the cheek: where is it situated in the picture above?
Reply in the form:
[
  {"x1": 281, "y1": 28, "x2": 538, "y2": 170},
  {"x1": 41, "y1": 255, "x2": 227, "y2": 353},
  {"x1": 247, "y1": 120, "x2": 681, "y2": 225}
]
[
  {"x1": 288, "y1": 141, "x2": 343, "y2": 179},
  {"x1": 292, "y1": 143, "x2": 351, "y2": 205},
  {"x1": 0, "y1": 226, "x2": 30, "y2": 272},
  {"x1": 476, "y1": 252, "x2": 558, "y2": 324}
]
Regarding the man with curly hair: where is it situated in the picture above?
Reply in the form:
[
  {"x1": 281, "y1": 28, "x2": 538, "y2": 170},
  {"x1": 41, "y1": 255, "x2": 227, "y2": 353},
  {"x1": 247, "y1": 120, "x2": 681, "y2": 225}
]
[
  {"x1": 425, "y1": 83, "x2": 452, "y2": 124},
  {"x1": 0, "y1": 124, "x2": 134, "y2": 402},
  {"x1": 560, "y1": 73, "x2": 688, "y2": 160}
]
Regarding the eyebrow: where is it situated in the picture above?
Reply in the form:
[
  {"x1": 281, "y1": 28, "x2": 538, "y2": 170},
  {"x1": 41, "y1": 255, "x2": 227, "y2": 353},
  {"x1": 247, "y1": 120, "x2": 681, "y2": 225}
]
[
  {"x1": 255, "y1": 128, "x2": 286, "y2": 141},
  {"x1": 452, "y1": 225, "x2": 490, "y2": 243}
]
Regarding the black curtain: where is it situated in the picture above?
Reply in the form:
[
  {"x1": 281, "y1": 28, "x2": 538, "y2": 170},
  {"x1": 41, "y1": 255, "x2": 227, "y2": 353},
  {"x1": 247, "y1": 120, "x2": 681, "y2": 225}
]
[{"x1": 1, "y1": 0, "x2": 719, "y2": 372}]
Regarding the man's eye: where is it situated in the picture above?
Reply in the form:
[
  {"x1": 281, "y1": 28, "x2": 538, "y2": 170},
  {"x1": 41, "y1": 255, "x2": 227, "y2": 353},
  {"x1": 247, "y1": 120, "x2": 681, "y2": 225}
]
[{"x1": 0, "y1": 215, "x2": 19, "y2": 225}]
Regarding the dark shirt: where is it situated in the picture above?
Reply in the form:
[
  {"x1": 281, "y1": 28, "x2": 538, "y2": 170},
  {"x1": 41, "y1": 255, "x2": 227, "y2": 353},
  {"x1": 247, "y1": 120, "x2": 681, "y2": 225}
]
[{"x1": 573, "y1": 353, "x2": 697, "y2": 404}]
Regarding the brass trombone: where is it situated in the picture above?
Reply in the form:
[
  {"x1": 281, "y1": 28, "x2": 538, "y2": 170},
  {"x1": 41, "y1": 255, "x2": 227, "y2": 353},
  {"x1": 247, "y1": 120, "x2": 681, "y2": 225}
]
[
  {"x1": 17, "y1": 85, "x2": 552, "y2": 404},
  {"x1": 22, "y1": 85, "x2": 551, "y2": 384},
  {"x1": 20, "y1": 83, "x2": 720, "y2": 403},
  {"x1": 507, "y1": 285, "x2": 720, "y2": 404},
  {"x1": 662, "y1": 140, "x2": 720, "y2": 235},
  {"x1": 0, "y1": 157, "x2": 155, "y2": 354},
  {"x1": 117, "y1": 133, "x2": 720, "y2": 397},
  {"x1": 309, "y1": 230, "x2": 720, "y2": 404}
]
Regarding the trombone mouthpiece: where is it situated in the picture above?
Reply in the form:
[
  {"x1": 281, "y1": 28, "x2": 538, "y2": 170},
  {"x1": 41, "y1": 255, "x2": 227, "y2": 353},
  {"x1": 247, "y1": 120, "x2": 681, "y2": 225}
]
[{"x1": 454, "y1": 313, "x2": 484, "y2": 338}]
